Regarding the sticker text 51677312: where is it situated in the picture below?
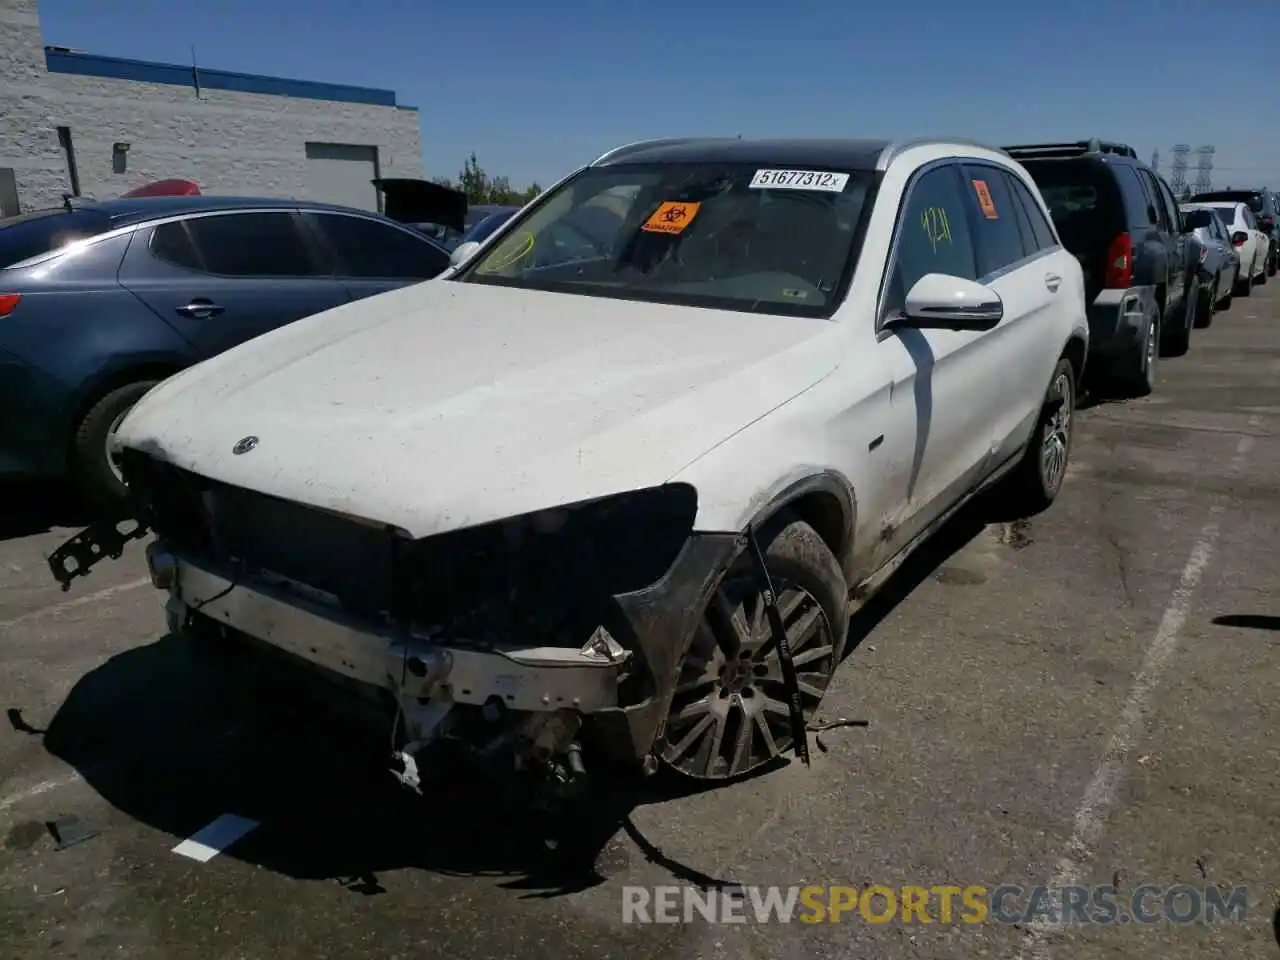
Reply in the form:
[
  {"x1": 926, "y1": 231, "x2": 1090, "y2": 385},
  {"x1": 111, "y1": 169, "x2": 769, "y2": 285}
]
[
  {"x1": 749, "y1": 169, "x2": 850, "y2": 193},
  {"x1": 971, "y1": 179, "x2": 998, "y2": 219}
]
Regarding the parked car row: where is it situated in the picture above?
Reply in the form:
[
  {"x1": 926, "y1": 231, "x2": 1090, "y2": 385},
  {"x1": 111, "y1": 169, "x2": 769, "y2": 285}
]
[{"x1": 998, "y1": 139, "x2": 1268, "y2": 398}]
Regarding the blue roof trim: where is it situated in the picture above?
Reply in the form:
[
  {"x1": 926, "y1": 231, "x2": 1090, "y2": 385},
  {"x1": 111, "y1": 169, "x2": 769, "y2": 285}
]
[{"x1": 44, "y1": 48, "x2": 400, "y2": 107}]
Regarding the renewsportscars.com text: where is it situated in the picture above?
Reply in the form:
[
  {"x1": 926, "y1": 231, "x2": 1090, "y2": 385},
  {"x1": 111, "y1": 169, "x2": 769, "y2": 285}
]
[{"x1": 621, "y1": 884, "x2": 1249, "y2": 925}]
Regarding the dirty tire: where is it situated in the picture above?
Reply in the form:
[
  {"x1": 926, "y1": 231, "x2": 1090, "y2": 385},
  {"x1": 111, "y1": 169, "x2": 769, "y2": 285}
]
[
  {"x1": 71, "y1": 380, "x2": 158, "y2": 515},
  {"x1": 659, "y1": 515, "x2": 849, "y2": 782},
  {"x1": 1109, "y1": 307, "x2": 1157, "y2": 398},
  {"x1": 1198, "y1": 276, "x2": 1218, "y2": 327},
  {"x1": 1267, "y1": 251, "x2": 1277, "y2": 277},
  {"x1": 998, "y1": 357, "x2": 1075, "y2": 517},
  {"x1": 1234, "y1": 261, "x2": 1254, "y2": 297},
  {"x1": 1163, "y1": 280, "x2": 1194, "y2": 357}
]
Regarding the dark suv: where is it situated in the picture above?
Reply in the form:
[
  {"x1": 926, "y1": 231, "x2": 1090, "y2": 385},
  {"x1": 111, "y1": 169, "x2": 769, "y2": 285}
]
[
  {"x1": 0, "y1": 196, "x2": 452, "y2": 511},
  {"x1": 1003, "y1": 139, "x2": 1197, "y2": 395},
  {"x1": 1188, "y1": 188, "x2": 1279, "y2": 277}
]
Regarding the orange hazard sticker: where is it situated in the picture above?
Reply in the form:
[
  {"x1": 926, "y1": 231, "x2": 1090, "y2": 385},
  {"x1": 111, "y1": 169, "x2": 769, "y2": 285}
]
[
  {"x1": 971, "y1": 179, "x2": 998, "y2": 219},
  {"x1": 641, "y1": 201, "x2": 701, "y2": 235}
]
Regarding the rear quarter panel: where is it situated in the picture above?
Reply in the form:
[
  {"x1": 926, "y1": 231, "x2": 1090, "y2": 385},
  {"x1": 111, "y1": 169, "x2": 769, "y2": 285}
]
[{"x1": 0, "y1": 231, "x2": 200, "y2": 437}]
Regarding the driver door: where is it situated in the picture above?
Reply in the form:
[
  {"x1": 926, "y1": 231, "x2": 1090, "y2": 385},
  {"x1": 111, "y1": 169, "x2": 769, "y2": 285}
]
[{"x1": 876, "y1": 162, "x2": 1006, "y2": 553}]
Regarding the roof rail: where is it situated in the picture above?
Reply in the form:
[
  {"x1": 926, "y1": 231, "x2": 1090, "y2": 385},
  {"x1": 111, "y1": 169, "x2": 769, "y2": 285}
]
[
  {"x1": 876, "y1": 136, "x2": 1003, "y2": 170},
  {"x1": 1002, "y1": 139, "x2": 1137, "y2": 160},
  {"x1": 591, "y1": 137, "x2": 733, "y2": 166}
]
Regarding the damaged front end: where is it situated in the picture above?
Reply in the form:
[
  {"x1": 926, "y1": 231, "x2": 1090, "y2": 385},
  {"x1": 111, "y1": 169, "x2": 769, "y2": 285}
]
[{"x1": 50, "y1": 450, "x2": 740, "y2": 802}]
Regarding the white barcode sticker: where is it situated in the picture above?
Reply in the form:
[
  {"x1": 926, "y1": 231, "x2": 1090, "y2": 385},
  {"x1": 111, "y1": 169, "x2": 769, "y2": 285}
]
[{"x1": 749, "y1": 169, "x2": 850, "y2": 192}]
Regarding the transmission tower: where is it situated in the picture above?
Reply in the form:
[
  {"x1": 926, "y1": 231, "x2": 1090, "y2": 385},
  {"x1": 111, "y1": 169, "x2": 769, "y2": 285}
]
[
  {"x1": 1169, "y1": 144, "x2": 1191, "y2": 193},
  {"x1": 1150, "y1": 148, "x2": 1159, "y2": 173},
  {"x1": 1192, "y1": 145, "x2": 1215, "y2": 192}
]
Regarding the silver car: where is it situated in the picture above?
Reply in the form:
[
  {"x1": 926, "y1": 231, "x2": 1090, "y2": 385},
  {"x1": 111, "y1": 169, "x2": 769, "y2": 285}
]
[{"x1": 1180, "y1": 204, "x2": 1240, "y2": 315}]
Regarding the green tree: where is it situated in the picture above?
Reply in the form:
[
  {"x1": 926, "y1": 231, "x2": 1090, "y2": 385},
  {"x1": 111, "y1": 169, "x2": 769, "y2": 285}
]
[
  {"x1": 457, "y1": 152, "x2": 490, "y2": 204},
  {"x1": 430, "y1": 155, "x2": 541, "y2": 205}
]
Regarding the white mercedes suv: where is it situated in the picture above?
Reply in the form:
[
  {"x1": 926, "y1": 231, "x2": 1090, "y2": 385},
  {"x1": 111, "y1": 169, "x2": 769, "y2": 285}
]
[{"x1": 51, "y1": 136, "x2": 1088, "y2": 795}]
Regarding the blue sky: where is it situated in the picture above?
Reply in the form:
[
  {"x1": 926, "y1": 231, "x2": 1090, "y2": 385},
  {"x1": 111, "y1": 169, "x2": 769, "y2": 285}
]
[{"x1": 38, "y1": 0, "x2": 1280, "y2": 191}]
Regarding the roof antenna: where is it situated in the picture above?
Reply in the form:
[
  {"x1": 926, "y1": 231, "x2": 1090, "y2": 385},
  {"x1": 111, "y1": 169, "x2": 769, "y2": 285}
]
[{"x1": 191, "y1": 44, "x2": 201, "y2": 99}]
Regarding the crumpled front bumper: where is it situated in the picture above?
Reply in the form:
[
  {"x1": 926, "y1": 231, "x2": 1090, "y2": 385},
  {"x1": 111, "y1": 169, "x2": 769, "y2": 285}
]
[{"x1": 148, "y1": 529, "x2": 740, "y2": 765}]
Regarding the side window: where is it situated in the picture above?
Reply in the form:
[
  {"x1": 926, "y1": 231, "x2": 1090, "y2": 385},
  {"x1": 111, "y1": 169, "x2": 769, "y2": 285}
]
[
  {"x1": 883, "y1": 164, "x2": 978, "y2": 317},
  {"x1": 184, "y1": 212, "x2": 318, "y2": 277},
  {"x1": 1155, "y1": 177, "x2": 1181, "y2": 231},
  {"x1": 1141, "y1": 172, "x2": 1172, "y2": 232},
  {"x1": 1004, "y1": 171, "x2": 1059, "y2": 252},
  {"x1": 1117, "y1": 166, "x2": 1155, "y2": 227},
  {"x1": 310, "y1": 213, "x2": 449, "y2": 280},
  {"x1": 962, "y1": 165, "x2": 1027, "y2": 275},
  {"x1": 149, "y1": 220, "x2": 203, "y2": 271},
  {"x1": 1243, "y1": 208, "x2": 1257, "y2": 229}
]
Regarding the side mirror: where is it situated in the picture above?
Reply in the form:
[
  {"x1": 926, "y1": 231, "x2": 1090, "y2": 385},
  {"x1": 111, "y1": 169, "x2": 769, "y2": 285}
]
[
  {"x1": 893, "y1": 274, "x2": 1003, "y2": 330},
  {"x1": 449, "y1": 241, "x2": 481, "y2": 267}
]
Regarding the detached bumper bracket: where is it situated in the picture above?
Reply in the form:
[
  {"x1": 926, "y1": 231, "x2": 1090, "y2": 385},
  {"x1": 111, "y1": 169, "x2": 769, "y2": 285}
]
[
  {"x1": 742, "y1": 526, "x2": 810, "y2": 767},
  {"x1": 47, "y1": 519, "x2": 149, "y2": 591}
]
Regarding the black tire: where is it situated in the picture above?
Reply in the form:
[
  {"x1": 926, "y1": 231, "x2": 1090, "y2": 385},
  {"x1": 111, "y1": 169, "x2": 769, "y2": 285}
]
[
  {"x1": 1235, "y1": 260, "x2": 1255, "y2": 297},
  {"x1": 1162, "y1": 280, "x2": 1194, "y2": 357},
  {"x1": 1217, "y1": 273, "x2": 1233, "y2": 312},
  {"x1": 71, "y1": 380, "x2": 158, "y2": 515},
  {"x1": 1198, "y1": 274, "x2": 1219, "y2": 327},
  {"x1": 1258, "y1": 260, "x2": 1268, "y2": 285},
  {"x1": 998, "y1": 357, "x2": 1075, "y2": 516},
  {"x1": 1267, "y1": 250, "x2": 1277, "y2": 277},
  {"x1": 659, "y1": 515, "x2": 848, "y2": 781},
  {"x1": 1109, "y1": 306, "x2": 1157, "y2": 398}
]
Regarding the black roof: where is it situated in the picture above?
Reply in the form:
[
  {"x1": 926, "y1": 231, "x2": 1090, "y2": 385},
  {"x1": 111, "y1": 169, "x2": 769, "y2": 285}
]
[{"x1": 592, "y1": 137, "x2": 892, "y2": 171}]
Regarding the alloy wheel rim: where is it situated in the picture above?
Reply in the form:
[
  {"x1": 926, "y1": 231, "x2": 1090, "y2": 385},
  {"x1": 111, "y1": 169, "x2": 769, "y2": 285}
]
[
  {"x1": 1145, "y1": 319, "x2": 1158, "y2": 374},
  {"x1": 662, "y1": 575, "x2": 835, "y2": 780},
  {"x1": 1040, "y1": 372, "x2": 1072, "y2": 492}
]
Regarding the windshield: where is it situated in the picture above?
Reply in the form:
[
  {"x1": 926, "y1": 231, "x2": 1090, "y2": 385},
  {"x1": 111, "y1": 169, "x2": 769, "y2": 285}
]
[
  {"x1": 455, "y1": 163, "x2": 872, "y2": 317},
  {"x1": 0, "y1": 208, "x2": 113, "y2": 268}
]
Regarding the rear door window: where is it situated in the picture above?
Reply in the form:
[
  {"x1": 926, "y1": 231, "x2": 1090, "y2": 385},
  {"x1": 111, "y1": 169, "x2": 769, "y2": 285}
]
[
  {"x1": 181, "y1": 211, "x2": 320, "y2": 277},
  {"x1": 307, "y1": 212, "x2": 450, "y2": 279},
  {"x1": 0, "y1": 208, "x2": 113, "y2": 268},
  {"x1": 962, "y1": 165, "x2": 1027, "y2": 275}
]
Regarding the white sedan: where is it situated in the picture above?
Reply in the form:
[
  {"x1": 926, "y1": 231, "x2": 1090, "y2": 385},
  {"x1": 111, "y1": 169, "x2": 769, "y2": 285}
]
[
  {"x1": 51, "y1": 136, "x2": 1089, "y2": 791},
  {"x1": 1194, "y1": 200, "x2": 1271, "y2": 296}
]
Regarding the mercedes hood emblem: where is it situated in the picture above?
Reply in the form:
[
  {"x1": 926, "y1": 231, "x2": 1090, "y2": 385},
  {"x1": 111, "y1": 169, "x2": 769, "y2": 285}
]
[{"x1": 232, "y1": 435, "x2": 259, "y2": 455}]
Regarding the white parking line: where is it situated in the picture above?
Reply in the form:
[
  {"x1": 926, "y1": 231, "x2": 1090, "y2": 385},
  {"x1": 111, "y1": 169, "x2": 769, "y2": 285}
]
[
  {"x1": 0, "y1": 577, "x2": 150, "y2": 631},
  {"x1": 171, "y1": 814, "x2": 259, "y2": 863},
  {"x1": 1018, "y1": 427, "x2": 1256, "y2": 958}
]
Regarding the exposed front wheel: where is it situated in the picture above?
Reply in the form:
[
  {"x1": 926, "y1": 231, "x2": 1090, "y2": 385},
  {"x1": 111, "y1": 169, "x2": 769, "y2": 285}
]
[
  {"x1": 71, "y1": 380, "x2": 159, "y2": 515},
  {"x1": 660, "y1": 517, "x2": 848, "y2": 781}
]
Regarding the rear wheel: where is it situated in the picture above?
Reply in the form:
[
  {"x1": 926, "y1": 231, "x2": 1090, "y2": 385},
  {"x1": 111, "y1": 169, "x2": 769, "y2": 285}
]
[
  {"x1": 71, "y1": 380, "x2": 158, "y2": 515},
  {"x1": 1193, "y1": 276, "x2": 1215, "y2": 329},
  {"x1": 1267, "y1": 249, "x2": 1277, "y2": 277},
  {"x1": 1234, "y1": 260, "x2": 1254, "y2": 297},
  {"x1": 1162, "y1": 280, "x2": 1194, "y2": 357},
  {"x1": 1110, "y1": 306, "x2": 1157, "y2": 398},
  {"x1": 996, "y1": 358, "x2": 1075, "y2": 516},
  {"x1": 660, "y1": 517, "x2": 848, "y2": 781}
]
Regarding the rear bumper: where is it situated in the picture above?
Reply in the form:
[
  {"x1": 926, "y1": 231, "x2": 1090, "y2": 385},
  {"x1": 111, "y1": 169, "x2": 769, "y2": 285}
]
[
  {"x1": 0, "y1": 350, "x2": 69, "y2": 480},
  {"x1": 1085, "y1": 288, "x2": 1153, "y2": 363}
]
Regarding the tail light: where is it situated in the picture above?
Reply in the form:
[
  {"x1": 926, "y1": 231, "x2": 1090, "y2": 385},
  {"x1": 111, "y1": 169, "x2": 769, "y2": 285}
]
[
  {"x1": 0, "y1": 294, "x2": 21, "y2": 317},
  {"x1": 1259, "y1": 214, "x2": 1274, "y2": 231},
  {"x1": 1104, "y1": 233, "x2": 1133, "y2": 288},
  {"x1": 1232, "y1": 231, "x2": 1247, "y2": 247}
]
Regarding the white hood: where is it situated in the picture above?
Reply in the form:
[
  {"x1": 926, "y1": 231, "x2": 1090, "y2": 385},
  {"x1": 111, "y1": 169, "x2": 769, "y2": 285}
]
[{"x1": 118, "y1": 280, "x2": 840, "y2": 538}]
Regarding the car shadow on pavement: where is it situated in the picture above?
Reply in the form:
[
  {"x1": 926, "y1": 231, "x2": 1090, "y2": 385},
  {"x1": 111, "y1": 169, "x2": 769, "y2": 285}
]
[
  {"x1": 39, "y1": 631, "x2": 740, "y2": 898},
  {"x1": 39, "y1": 500, "x2": 997, "y2": 899},
  {"x1": 0, "y1": 480, "x2": 98, "y2": 541},
  {"x1": 1210, "y1": 614, "x2": 1280, "y2": 632}
]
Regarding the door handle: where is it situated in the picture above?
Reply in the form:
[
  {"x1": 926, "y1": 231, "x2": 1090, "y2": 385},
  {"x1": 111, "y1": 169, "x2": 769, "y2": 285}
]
[
  {"x1": 175, "y1": 299, "x2": 224, "y2": 319},
  {"x1": 1044, "y1": 273, "x2": 1062, "y2": 292}
]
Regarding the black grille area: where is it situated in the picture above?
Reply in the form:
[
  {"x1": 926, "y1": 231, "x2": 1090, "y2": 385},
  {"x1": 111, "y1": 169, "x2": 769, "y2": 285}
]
[{"x1": 122, "y1": 450, "x2": 396, "y2": 617}]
